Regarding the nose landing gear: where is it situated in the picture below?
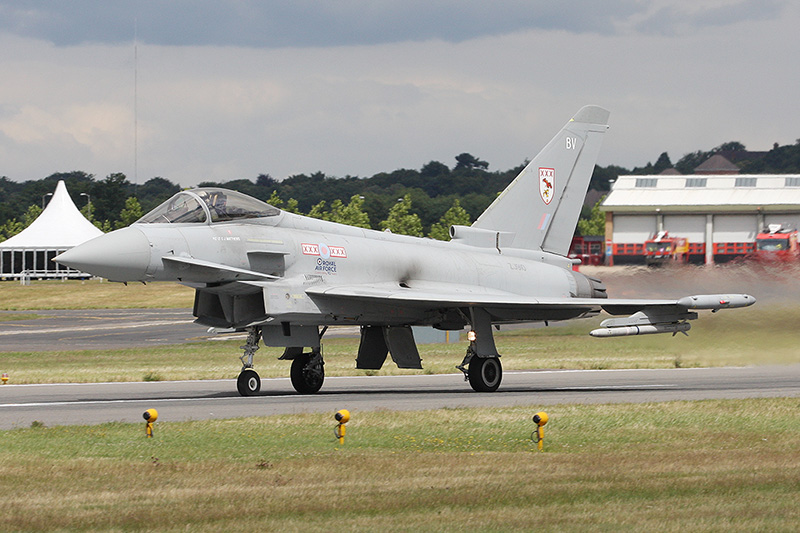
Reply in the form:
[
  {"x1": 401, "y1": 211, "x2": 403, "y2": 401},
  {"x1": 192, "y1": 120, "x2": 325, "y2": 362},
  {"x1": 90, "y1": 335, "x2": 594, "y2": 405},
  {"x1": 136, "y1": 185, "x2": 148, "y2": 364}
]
[{"x1": 237, "y1": 327, "x2": 262, "y2": 396}]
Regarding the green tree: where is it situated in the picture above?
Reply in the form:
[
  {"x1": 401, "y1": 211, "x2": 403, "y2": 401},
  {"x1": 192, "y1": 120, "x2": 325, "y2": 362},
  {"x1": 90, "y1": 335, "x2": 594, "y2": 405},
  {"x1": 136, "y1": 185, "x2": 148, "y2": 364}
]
[
  {"x1": 576, "y1": 197, "x2": 606, "y2": 236},
  {"x1": 420, "y1": 160, "x2": 450, "y2": 178},
  {"x1": 284, "y1": 198, "x2": 300, "y2": 214},
  {"x1": 454, "y1": 153, "x2": 489, "y2": 171},
  {"x1": 117, "y1": 197, "x2": 143, "y2": 229},
  {"x1": 0, "y1": 218, "x2": 23, "y2": 241},
  {"x1": 329, "y1": 195, "x2": 371, "y2": 228},
  {"x1": 307, "y1": 201, "x2": 328, "y2": 220},
  {"x1": 652, "y1": 152, "x2": 673, "y2": 173},
  {"x1": 380, "y1": 194, "x2": 423, "y2": 237},
  {"x1": 429, "y1": 199, "x2": 471, "y2": 240},
  {"x1": 93, "y1": 219, "x2": 114, "y2": 233},
  {"x1": 135, "y1": 177, "x2": 180, "y2": 213},
  {"x1": 80, "y1": 201, "x2": 95, "y2": 224},
  {"x1": 266, "y1": 190, "x2": 300, "y2": 213},
  {"x1": 21, "y1": 205, "x2": 43, "y2": 227},
  {"x1": 267, "y1": 190, "x2": 284, "y2": 209},
  {"x1": 91, "y1": 173, "x2": 130, "y2": 225}
]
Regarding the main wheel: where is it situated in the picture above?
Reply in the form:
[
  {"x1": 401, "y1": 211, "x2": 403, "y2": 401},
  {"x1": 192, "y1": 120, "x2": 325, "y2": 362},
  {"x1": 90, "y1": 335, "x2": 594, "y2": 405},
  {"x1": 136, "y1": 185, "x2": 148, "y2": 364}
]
[
  {"x1": 237, "y1": 369, "x2": 261, "y2": 396},
  {"x1": 468, "y1": 356, "x2": 502, "y2": 392},
  {"x1": 290, "y1": 353, "x2": 325, "y2": 394}
]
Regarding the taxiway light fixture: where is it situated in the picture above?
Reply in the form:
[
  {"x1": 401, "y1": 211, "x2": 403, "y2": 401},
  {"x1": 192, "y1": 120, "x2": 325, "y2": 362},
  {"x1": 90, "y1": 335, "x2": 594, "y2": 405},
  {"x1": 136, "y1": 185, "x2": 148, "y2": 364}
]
[
  {"x1": 532, "y1": 411, "x2": 549, "y2": 452},
  {"x1": 1, "y1": 373, "x2": 8, "y2": 384},
  {"x1": 334, "y1": 409, "x2": 350, "y2": 445},
  {"x1": 143, "y1": 408, "x2": 158, "y2": 438}
]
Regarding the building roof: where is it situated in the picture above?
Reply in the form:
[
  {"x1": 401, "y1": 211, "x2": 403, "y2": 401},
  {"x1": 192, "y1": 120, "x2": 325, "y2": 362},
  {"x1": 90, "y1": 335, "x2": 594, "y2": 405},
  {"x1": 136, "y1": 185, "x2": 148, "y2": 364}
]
[
  {"x1": 601, "y1": 174, "x2": 800, "y2": 213},
  {"x1": 0, "y1": 180, "x2": 104, "y2": 249},
  {"x1": 694, "y1": 154, "x2": 740, "y2": 174}
]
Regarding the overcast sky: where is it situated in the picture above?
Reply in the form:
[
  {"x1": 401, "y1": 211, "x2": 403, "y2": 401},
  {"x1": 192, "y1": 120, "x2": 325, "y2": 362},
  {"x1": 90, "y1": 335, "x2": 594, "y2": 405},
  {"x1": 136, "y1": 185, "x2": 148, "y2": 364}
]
[{"x1": 0, "y1": 1, "x2": 798, "y2": 187}]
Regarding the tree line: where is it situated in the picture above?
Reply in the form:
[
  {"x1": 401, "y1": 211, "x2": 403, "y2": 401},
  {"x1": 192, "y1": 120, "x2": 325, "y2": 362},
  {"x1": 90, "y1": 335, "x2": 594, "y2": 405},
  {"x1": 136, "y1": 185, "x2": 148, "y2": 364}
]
[{"x1": 1, "y1": 139, "x2": 799, "y2": 242}]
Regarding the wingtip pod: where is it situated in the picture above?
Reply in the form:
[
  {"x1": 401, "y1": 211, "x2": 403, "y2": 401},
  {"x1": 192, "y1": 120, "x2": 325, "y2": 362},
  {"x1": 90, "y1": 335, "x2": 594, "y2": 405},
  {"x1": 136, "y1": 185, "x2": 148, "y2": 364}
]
[{"x1": 676, "y1": 294, "x2": 756, "y2": 310}]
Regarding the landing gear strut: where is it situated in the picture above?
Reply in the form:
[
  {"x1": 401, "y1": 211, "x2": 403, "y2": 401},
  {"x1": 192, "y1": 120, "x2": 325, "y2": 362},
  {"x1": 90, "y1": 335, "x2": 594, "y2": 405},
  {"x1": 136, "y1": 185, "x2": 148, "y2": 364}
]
[{"x1": 237, "y1": 327, "x2": 261, "y2": 396}]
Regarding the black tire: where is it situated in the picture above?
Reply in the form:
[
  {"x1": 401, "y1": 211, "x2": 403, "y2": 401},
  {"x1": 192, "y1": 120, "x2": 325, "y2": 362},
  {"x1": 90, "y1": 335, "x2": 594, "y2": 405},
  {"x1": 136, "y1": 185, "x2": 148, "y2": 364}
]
[
  {"x1": 290, "y1": 353, "x2": 325, "y2": 394},
  {"x1": 468, "y1": 357, "x2": 502, "y2": 392},
  {"x1": 237, "y1": 369, "x2": 261, "y2": 396}
]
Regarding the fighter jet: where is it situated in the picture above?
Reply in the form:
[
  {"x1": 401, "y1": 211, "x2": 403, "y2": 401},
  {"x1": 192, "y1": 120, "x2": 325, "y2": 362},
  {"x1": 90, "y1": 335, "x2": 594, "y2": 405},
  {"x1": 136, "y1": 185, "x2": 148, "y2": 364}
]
[{"x1": 55, "y1": 106, "x2": 754, "y2": 395}]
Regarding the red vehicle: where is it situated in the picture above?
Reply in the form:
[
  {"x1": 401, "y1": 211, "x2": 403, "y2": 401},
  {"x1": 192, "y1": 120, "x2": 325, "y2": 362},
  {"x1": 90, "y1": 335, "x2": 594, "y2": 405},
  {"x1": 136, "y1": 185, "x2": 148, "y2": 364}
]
[
  {"x1": 569, "y1": 235, "x2": 605, "y2": 267},
  {"x1": 644, "y1": 231, "x2": 688, "y2": 266},
  {"x1": 755, "y1": 224, "x2": 799, "y2": 261}
]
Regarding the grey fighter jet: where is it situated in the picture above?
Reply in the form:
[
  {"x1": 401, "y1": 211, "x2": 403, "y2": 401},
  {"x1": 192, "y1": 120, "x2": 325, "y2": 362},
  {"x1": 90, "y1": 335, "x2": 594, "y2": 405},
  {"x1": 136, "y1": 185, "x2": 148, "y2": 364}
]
[{"x1": 55, "y1": 106, "x2": 754, "y2": 395}]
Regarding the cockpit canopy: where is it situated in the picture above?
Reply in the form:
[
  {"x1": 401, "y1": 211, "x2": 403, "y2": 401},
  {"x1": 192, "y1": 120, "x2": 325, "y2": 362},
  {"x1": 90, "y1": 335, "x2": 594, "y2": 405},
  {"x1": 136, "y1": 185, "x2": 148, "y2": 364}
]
[{"x1": 138, "y1": 188, "x2": 280, "y2": 224}]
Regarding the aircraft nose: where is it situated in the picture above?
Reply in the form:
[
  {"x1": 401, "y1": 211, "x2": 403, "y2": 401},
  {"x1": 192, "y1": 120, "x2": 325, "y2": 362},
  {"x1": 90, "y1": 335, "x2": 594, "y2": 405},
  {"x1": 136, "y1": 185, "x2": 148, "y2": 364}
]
[{"x1": 54, "y1": 226, "x2": 152, "y2": 282}]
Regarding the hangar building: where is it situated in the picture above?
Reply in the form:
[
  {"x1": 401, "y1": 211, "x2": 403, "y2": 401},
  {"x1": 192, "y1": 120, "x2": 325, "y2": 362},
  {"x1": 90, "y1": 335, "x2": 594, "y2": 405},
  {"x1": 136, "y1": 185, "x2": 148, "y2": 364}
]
[{"x1": 600, "y1": 172, "x2": 800, "y2": 265}]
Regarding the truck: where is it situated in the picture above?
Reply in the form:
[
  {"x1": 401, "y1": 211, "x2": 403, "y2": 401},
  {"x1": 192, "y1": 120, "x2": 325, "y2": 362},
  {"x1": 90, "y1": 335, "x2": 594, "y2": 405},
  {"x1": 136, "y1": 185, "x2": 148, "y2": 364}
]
[
  {"x1": 644, "y1": 231, "x2": 688, "y2": 266},
  {"x1": 754, "y1": 224, "x2": 799, "y2": 261}
]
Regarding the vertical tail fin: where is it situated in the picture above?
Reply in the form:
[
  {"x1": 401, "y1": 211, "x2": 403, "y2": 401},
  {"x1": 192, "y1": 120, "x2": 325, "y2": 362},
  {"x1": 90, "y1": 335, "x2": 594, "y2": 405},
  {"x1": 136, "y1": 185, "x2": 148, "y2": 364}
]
[{"x1": 472, "y1": 105, "x2": 609, "y2": 255}]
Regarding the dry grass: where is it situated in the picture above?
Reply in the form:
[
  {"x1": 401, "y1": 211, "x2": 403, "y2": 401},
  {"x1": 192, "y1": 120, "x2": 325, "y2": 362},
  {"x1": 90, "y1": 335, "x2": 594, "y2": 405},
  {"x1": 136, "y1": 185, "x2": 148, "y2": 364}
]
[
  {"x1": 1, "y1": 302, "x2": 797, "y2": 384},
  {"x1": 0, "y1": 279, "x2": 194, "y2": 310},
  {"x1": 1, "y1": 398, "x2": 799, "y2": 531},
  {"x1": 0, "y1": 264, "x2": 798, "y2": 384}
]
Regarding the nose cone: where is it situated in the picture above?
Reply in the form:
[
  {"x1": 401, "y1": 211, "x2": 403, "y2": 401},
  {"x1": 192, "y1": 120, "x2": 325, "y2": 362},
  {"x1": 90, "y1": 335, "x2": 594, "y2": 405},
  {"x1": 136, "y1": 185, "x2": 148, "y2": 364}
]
[{"x1": 54, "y1": 227, "x2": 151, "y2": 281}]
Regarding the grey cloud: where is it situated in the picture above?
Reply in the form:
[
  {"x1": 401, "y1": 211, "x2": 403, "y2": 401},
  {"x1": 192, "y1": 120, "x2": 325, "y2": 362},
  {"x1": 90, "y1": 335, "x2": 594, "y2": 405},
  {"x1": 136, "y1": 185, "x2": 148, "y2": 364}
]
[
  {"x1": 0, "y1": 1, "x2": 686, "y2": 48},
  {"x1": 633, "y1": 0, "x2": 786, "y2": 35}
]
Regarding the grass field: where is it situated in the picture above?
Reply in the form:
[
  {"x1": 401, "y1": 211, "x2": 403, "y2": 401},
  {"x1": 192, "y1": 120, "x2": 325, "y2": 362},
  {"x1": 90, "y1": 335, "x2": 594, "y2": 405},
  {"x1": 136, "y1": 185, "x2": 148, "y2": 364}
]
[
  {"x1": 0, "y1": 300, "x2": 796, "y2": 384},
  {"x1": 2, "y1": 271, "x2": 799, "y2": 530},
  {"x1": 2, "y1": 398, "x2": 799, "y2": 531},
  {"x1": 0, "y1": 278, "x2": 194, "y2": 310}
]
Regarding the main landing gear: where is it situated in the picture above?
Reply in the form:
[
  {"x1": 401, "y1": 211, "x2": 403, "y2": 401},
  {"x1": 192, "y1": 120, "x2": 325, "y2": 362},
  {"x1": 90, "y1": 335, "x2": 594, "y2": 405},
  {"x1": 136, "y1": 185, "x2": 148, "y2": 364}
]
[
  {"x1": 289, "y1": 350, "x2": 325, "y2": 394},
  {"x1": 457, "y1": 344, "x2": 503, "y2": 392},
  {"x1": 456, "y1": 307, "x2": 503, "y2": 392},
  {"x1": 235, "y1": 325, "x2": 326, "y2": 396}
]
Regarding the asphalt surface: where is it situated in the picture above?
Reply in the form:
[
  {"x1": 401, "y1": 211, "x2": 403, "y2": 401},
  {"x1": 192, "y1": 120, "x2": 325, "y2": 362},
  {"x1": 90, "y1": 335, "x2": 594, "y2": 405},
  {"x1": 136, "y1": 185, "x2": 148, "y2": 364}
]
[
  {"x1": 2, "y1": 304, "x2": 798, "y2": 430},
  {"x1": 0, "y1": 308, "x2": 210, "y2": 350},
  {"x1": 0, "y1": 308, "x2": 362, "y2": 351},
  {"x1": 2, "y1": 365, "x2": 799, "y2": 430}
]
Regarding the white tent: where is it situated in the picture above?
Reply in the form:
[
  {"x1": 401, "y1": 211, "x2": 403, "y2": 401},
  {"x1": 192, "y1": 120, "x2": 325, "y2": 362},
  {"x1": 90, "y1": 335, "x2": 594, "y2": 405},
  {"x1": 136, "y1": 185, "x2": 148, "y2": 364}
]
[{"x1": 0, "y1": 180, "x2": 104, "y2": 278}]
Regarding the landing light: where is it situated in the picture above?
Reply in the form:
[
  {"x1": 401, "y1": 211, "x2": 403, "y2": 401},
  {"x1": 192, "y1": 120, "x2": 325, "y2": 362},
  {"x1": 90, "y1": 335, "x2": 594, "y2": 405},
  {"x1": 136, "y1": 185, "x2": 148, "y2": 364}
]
[{"x1": 467, "y1": 330, "x2": 477, "y2": 342}]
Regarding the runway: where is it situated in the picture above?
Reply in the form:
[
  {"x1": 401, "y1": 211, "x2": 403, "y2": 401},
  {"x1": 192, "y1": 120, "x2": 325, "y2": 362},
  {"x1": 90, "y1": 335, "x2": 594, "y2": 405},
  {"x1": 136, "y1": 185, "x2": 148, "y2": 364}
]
[
  {"x1": 0, "y1": 308, "x2": 205, "y2": 350},
  {"x1": 0, "y1": 308, "x2": 361, "y2": 351},
  {"x1": 2, "y1": 364, "x2": 799, "y2": 430}
]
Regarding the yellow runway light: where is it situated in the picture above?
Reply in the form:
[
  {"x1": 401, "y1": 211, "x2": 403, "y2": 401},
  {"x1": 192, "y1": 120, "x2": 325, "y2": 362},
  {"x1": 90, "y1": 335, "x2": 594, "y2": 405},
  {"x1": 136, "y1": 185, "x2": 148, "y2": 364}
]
[
  {"x1": 143, "y1": 408, "x2": 158, "y2": 438},
  {"x1": 532, "y1": 411, "x2": 549, "y2": 452},
  {"x1": 334, "y1": 409, "x2": 350, "y2": 445}
]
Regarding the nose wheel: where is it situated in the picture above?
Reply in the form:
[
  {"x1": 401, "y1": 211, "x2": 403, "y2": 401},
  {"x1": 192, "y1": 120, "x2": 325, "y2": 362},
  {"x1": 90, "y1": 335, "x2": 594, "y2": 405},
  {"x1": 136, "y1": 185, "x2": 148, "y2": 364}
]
[{"x1": 237, "y1": 369, "x2": 261, "y2": 396}]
